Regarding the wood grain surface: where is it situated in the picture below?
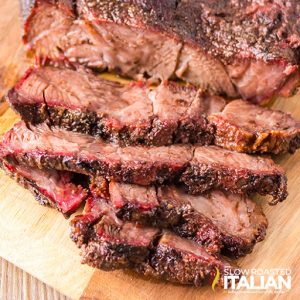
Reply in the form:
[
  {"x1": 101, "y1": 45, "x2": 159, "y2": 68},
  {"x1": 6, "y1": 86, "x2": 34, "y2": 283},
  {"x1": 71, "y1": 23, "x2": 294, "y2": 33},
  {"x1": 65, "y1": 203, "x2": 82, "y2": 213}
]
[
  {"x1": 0, "y1": 1, "x2": 300, "y2": 300},
  {"x1": 0, "y1": 258, "x2": 70, "y2": 300}
]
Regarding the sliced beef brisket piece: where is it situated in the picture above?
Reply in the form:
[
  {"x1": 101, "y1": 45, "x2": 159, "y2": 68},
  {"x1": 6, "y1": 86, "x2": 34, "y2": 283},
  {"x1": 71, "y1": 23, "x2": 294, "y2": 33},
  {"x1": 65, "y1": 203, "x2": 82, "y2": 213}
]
[
  {"x1": 71, "y1": 197, "x2": 160, "y2": 270},
  {"x1": 91, "y1": 180, "x2": 267, "y2": 258},
  {"x1": 138, "y1": 231, "x2": 236, "y2": 287},
  {"x1": 7, "y1": 65, "x2": 225, "y2": 146},
  {"x1": 157, "y1": 187, "x2": 268, "y2": 258},
  {"x1": 0, "y1": 122, "x2": 287, "y2": 203},
  {"x1": 70, "y1": 197, "x2": 237, "y2": 287},
  {"x1": 182, "y1": 189, "x2": 268, "y2": 258},
  {"x1": 24, "y1": 0, "x2": 236, "y2": 99},
  {"x1": 8, "y1": 66, "x2": 300, "y2": 153},
  {"x1": 181, "y1": 146, "x2": 287, "y2": 204},
  {"x1": 0, "y1": 159, "x2": 88, "y2": 216},
  {"x1": 0, "y1": 122, "x2": 194, "y2": 186},
  {"x1": 92, "y1": 179, "x2": 222, "y2": 255},
  {"x1": 209, "y1": 100, "x2": 300, "y2": 154},
  {"x1": 24, "y1": 1, "x2": 300, "y2": 103}
]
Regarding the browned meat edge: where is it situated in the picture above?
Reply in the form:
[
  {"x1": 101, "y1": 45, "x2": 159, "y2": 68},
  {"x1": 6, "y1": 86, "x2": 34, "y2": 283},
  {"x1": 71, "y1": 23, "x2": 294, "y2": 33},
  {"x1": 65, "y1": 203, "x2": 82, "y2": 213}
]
[
  {"x1": 7, "y1": 85, "x2": 216, "y2": 147},
  {"x1": 208, "y1": 100, "x2": 300, "y2": 155},
  {"x1": 181, "y1": 162, "x2": 287, "y2": 205},
  {"x1": 0, "y1": 156, "x2": 267, "y2": 258},
  {"x1": 4, "y1": 149, "x2": 287, "y2": 205},
  {"x1": 22, "y1": 0, "x2": 300, "y2": 103},
  {"x1": 0, "y1": 159, "x2": 88, "y2": 217},
  {"x1": 0, "y1": 159, "x2": 54, "y2": 208},
  {"x1": 11, "y1": 95, "x2": 300, "y2": 154},
  {"x1": 70, "y1": 197, "x2": 238, "y2": 287},
  {"x1": 91, "y1": 179, "x2": 267, "y2": 258},
  {"x1": 11, "y1": 103, "x2": 216, "y2": 147},
  {"x1": 7, "y1": 66, "x2": 300, "y2": 154},
  {"x1": 90, "y1": 178, "x2": 222, "y2": 255},
  {"x1": 0, "y1": 122, "x2": 287, "y2": 204}
]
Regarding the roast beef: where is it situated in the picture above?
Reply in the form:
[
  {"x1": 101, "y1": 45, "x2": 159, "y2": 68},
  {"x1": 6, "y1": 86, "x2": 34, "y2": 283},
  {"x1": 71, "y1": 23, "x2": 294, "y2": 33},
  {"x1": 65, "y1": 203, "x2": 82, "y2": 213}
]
[
  {"x1": 8, "y1": 65, "x2": 300, "y2": 153},
  {"x1": 0, "y1": 160, "x2": 88, "y2": 215},
  {"x1": 181, "y1": 145, "x2": 287, "y2": 204},
  {"x1": 70, "y1": 196, "x2": 238, "y2": 287},
  {"x1": 140, "y1": 232, "x2": 237, "y2": 287},
  {"x1": 91, "y1": 179, "x2": 267, "y2": 257},
  {"x1": 0, "y1": 122, "x2": 287, "y2": 203},
  {"x1": 0, "y1": 156, "x2": 267, "y2": 257},
  {"x1": 71, "y1": 197, "x2": 160, "y2": 269},
  {"x1": 209, "y1": 100, "x2": 300, "y2": 154},
  {"x1": 8, "y1": 65, "x2": 225, "y2": 146},
  {"x1": 90, "y1": 178, "x2": 222, "y2": 255},
  {"x1": 23, "y1": 0, "x2": 300, "y2": 103}
]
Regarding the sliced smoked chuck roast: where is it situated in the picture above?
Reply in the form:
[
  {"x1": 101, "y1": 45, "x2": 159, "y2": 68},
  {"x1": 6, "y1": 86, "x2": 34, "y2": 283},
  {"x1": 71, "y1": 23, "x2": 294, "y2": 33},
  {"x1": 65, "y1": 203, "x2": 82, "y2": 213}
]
[
  {"x1": 0, "y1": 122, "x2": 287, "y2": 203},
  {"x1": 91, "y1": 178, "x2": 268, "y2": 258},
  {"x1": 0, "y1": 160, "x2": 88, "y2": 216},
  {"x1": 70, "y1": 196, "x2": 238, "y2": 287},
  {"x1": 7, "y1": 65, "x2": 225, "y2": 146},
  {"x1": 209, "y1": 100, "x2": 300, "y2": 154},
  {"x1": 0, "y1": 157, "x2": 268, "y2": 258},
  {"x1": 23, "y1": 0, "x2": 300, "y2": 103},
  {"x1": 7, "y1": 65, "x2": 300, "y2": 154}
]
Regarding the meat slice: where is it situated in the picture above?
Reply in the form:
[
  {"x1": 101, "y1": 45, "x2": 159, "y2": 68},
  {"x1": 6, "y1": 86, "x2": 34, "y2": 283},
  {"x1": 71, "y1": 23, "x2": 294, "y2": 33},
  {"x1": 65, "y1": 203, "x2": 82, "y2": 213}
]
[
  {"x1": 7, "y1": 65, "x2": 225, "y2": 146},
  {"x1": 23, "y1": 0, "x2": 300, "y2": 103},
  {"x1": 209, "y1": 100, "x2": 300, "y2": 154},
  {"x1": 8, "y1": 66, "x2": 300, "y2": 153},
  {"x1": 0, "y1": 160, "x2": 88, "y2": 216},
  {"x1": 92, "y1": 180, "x2": 267, "y2": 257},
  {"x1": 94, "y1": 180, "x2": 222, "y2": 255},
  {"x1": 0, "y1": 122, "x2": 287, "y2": 202},
  {"x1": 183, "y1": 190, "x2": 268, "y2": 258},
  {"x1": 139, "y1": 232, "x2": 236, "y2": 287},
  {"x1": 181, "y1": 146, "x2": 287, "y2": 204},
  {"x1": 71, "y1": 197, "x2": 160, "y2": 270},
  {"x1": 70, "y1": 197, "x2": 237, "y2": 287},
  {"x1": 0, "y1": 122, "x2": 193, "y2": 186},
  {"x1": 24, "y1": 0, "x2": 236, "y2": 98}
]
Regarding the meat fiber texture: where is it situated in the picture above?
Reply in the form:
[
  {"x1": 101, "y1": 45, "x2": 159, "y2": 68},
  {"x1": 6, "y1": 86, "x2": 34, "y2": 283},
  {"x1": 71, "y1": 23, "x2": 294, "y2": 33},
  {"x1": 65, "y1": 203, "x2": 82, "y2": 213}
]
[
  {"x1": 209, "y1": 100, "x2": 300, "y2": 154},
  {"x1": 90, "y1": 179, "x2": 268, "y2": 258},
  {"x1": 0, "y1": 134, "x2": 266, "y2": 284},
  {"x1": 0, "y1": 136, "x2": 244, "y2": 287},
  {"x1": 0, "y1": 159, "x2": 88, "y2": 216},
  {"x1": 7, "y1": 65, "x2": 300, "y2": 154},
  {"x1": 0, "y1": 153, "x2": 268, "y2": 258},
  {"x1": 8, "y1": 65, "x2": 225, "y2": 147},
  {"x1": 70, "y1": 196, "x2": 239, "y2": 287},
  {"x1": 0, "y1": 122, "x2": 287, "y2": 204},
  {"x1": 23, "y1": 0, "x2": 300, "y2": 104}
]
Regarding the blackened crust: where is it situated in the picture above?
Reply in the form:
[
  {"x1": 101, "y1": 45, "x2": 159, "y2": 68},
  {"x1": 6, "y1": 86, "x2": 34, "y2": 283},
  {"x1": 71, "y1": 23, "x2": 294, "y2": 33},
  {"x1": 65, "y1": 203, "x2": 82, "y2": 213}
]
[
  {"x1": 8, "y1": 151, "x2": 287, "y2": 204},
  {"x1": 114, "y1": 200, "x2": 222, "y2": 255},
  {"x1": 80, "y1": 240, "x2": 151, "y2": 270},
  {"x1": 209, "y1": 113, "x2": 300, "y2": 155},
  {"x1": 78, "y1": 0, "x2": 300, "y2": 64},
  {"x1": 5, "y1": 153, "x2": 185, "y2": 187},
  {"x1": 91, "y1": 181, "x2": 267, "y2": 258},
  {"x1": 1, "y1": 122, "x2": 288, "y2": 202},
  {"x1": 8, "y1": 90, "x2": 215, "y2": 147},
  {"x1": 70, "y1": 208, "x2": 237, "y2": 287},
  {"x1": 140, "y1": 244, "x2": 220, "y2": 287},
  {"x1": 0, "y1": 160, "x2": 64, "y2": 214},
  {"x1": 220, "y1": 226, "x2": 267, "y2": 259},
  {"x1": 181, "y1": 164, "x2": 288, "y2": 205}
]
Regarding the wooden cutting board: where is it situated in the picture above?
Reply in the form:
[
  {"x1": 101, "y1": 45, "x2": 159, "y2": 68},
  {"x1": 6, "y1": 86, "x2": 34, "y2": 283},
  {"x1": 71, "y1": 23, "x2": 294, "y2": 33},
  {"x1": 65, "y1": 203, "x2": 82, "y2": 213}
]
[{"x1": 1, "y1": 1, "x2": 300, "y2": 299}]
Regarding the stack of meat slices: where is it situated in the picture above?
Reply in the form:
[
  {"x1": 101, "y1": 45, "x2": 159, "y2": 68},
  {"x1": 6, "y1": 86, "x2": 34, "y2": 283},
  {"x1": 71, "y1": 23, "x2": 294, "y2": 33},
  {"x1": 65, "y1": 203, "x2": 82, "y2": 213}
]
[{"x1": 1, "y1": 0, "x2": 300, "y2": 289}]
